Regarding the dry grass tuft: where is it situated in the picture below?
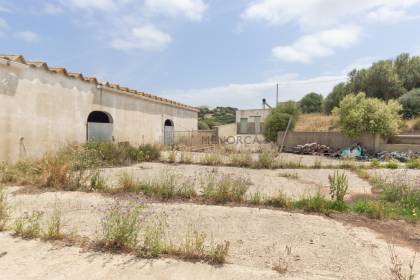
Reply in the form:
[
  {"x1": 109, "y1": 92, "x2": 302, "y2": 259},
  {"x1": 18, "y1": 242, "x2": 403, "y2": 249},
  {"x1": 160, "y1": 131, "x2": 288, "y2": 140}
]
[
  {"x1": 388, "y1": 243, "x2": 416, "y2": 280},
  {"x1": 294, "y1": 113, "x2": 338, "y2": 132},
  {"x1": 0, "y1": 186, "x2": 9, "y2": 231},
  {"x1": 273, "y1": 245, "x2": 293, "y2": 274}
]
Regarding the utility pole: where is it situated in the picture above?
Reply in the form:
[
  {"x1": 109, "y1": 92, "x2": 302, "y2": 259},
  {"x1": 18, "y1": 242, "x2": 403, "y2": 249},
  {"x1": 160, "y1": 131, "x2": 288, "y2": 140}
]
[{"x1": 276, "y1": 83, "x2": 279, "y2": 107}]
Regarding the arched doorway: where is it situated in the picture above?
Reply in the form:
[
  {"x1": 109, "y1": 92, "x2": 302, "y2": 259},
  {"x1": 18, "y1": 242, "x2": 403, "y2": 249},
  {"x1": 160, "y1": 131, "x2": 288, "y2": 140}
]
[
  {"x1": 87, "y1": 111, "x2": 113, "y2": 141},
  {"x1": 164, "y1": 119, "x2": 174, "y2": 145}
]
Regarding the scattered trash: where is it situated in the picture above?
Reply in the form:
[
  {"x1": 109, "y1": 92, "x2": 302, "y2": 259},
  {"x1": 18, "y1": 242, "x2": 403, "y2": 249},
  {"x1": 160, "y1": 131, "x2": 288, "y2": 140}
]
[
  {"x1": 339, "y1": 143, "x2": 365, "y2": 159},
  {"x1": 292, "y1": 143, "x2": 332, "y2": 155},
  {"x1": 374, "y1": 151, "x2": 414, "y2": 162},
  {"x1": 290, "y1": 142, "x2": 419, "y2": 162}
]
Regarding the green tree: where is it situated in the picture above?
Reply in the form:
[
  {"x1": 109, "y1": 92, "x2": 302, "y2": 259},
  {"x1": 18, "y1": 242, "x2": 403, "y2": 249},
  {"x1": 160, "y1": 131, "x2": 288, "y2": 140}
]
[
  {"x1": 300, "y1": 92, "x2": 323, "y2": 113},
  {"x1": 394, "y1": 53, "x2": 420, "y2": 91},
  {"x1": 198, "y1": 120, "x2": 210, "y2": 130},
  {"x1": 363, "y1": 61, "x2": 406, "y2": 100},
  {"x1": 263, "y1": 101, "x2": 300, "y2": 142},
  {"x1": 323, "y1": 83, "x2": 350, "y2": 114},
  {"x1": 333, "y1": 92, "x2": 402, "y2": 138},
  {"x1": 399, "y1": 88, "x2": 420, "y2": 119}
]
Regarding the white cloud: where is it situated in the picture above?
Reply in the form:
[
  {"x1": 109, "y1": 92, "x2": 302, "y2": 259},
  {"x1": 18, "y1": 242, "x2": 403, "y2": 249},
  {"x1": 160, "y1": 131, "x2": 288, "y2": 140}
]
[
  {"x1": 144, "y1": 0, "x2": 206, "y2": 21},
  {"x1": 14, "y1": 31, "x2": 40, "y2": 42},
  {"x1": 44, "y1": 3, "x2": 64, "y2": 15},
  {"x1": 241, "y1": 0, "x2": 420, "y2": 29},
  {"x1": 272, "y1": 26, "x2": 361, "y2": 63},
  {"x1": 0, "y1": 17, "x2": 8, "y2": 29},
  {"x1": 111, "y1": 24, "x2": 171, "y2": 51},
  {"x1": 64, "y1": 0, "x2": 116, "y2": 10},
  {"x1": 0, "y1": 17, "x2": 7, "y2": 38},
  {"x1": 161, "y1": 74, "x2": 346, "y2": 109}
]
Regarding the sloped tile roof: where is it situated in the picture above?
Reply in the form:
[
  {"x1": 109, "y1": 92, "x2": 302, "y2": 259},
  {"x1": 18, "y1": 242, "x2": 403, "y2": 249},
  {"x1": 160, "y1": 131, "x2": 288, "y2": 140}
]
[{"x1": 0, "y1": 54, "x2": 198, "y2": 112}]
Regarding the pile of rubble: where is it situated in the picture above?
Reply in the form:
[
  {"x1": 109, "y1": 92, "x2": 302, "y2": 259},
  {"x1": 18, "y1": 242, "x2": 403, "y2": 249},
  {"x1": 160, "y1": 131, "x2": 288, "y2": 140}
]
[
  {"x1": 292, "y1": 143, "x2": 333, "y2": 155},
  {"x1": 290, "y1": 142, "x2": 420, "y2": 162},
  {"x1": 374, "y1": 151, "x2": 420, "y2": 162}
]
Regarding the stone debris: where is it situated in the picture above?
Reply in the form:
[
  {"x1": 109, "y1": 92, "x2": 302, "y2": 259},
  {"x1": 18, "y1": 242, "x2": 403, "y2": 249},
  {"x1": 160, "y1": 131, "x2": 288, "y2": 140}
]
[{"x1": 292, "y1": 143, "x2": 333, "y2": 155}]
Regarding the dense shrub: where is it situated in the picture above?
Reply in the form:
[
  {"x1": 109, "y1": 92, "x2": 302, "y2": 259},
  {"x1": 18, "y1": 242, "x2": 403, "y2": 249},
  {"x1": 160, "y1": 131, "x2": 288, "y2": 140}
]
[
  {"x1": 398, "y1": 88, "x2": 420, "y2": 119},
  {"x1": 263, "y1": 101, "x2": 300, "y2": 142},
  {"x1": 333, "y1": 93, "x2": 402, "y2": 138},
  {"x1": 324, "y1": 83, "x2": 350, "y2": 114},
  {"x1": 300, "y1": 92, "x2": 323, "y2": 113}
]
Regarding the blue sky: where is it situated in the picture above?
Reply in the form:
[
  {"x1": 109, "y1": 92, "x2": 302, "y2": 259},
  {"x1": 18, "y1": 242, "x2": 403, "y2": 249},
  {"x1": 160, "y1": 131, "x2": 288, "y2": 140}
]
[{"x1": 1, "y1": 0, "x2": 420, "y2": 109}]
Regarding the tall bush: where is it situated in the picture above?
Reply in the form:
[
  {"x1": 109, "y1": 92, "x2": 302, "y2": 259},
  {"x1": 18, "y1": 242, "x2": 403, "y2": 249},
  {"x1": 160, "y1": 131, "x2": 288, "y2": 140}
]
[
  {"x1": 263, "y1": 101, "x2": 300, "y2": 142},
  {"x1": 333, "y1": 92, "x2": 402, "y2": 139},
  {"x1": 300, "y1": 92, "x2": 323, "y2": 113},
  {"x1": 398, "y1": 88, "x2": 420, "y2": 119}
]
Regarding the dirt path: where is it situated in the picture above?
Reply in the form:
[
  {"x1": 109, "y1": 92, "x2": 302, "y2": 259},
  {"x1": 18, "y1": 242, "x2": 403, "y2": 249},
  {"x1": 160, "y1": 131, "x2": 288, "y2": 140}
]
[{"x1": 4, "y1": 186, "x2": 420, "y2": 279}]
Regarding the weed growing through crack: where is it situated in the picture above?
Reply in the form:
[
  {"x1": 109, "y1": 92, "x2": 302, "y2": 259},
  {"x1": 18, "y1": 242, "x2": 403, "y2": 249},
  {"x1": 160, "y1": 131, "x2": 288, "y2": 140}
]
[
  {"x1": 139, "y1": 216, "x2": 229, "y2": 264},
  {"x1": 98, "y1": 202, "x2": 144, "y2": 251},
  {"x1": 248, "y1": 191, "x2": 264, "y2": 205},
  {"x1": 0, "y1": 186, "x2": 9, "y2": 231},
  {"x1": 203, "y1": 153, "x2": 223, "y2": 166},
  {"x1": 42, "y1": 203, "x2": 63, "y2": 240},
  {"x1": 140, "y1": 215, "x2": 168, "y2": 258},
  {"x1": 254, "y1": 151, "x2": 276, "y2": 169},
  {"x1": 118, "y1": 172, "x2": 139, "y2": 192},
  {"x1": 388, "y1": 243, "x2": 416, "y2": 280},
  {"x1": 88, "y1": 170, "x2": 108, "y2": 192},
  {"x1": 167, "y1": 225, "x2": 230, "y2": 264},
  {"x1": 201, "y1": 173, "x2": 250, "y2": 203},
  {"x1": 13, "y1": 211, "x2": 43, "y2": 239},
  {"x1": 406, "y1": 158, "x2": 420, "y2": 169},
  {"x1": 385, "y1": 160, "x2": 400, "y2": 169},
  {"x1": 370, "y1": 159, "x2": 381, "y2": 168},
  {"x1": 230, "y1": 153, "x2": 253, "y2": 168},
  {"x1": 179, "y1": 152, "x2": 192, "y2": 164},
  {"x1": 328, "y1": 171, "x2": 348, "y2": 202},
  {"x1": 168, "y1": 150, "x2": 177, "y2": 163},
  {"x1": 273, "y1": 245, "x2": 292, "y2": 274}
]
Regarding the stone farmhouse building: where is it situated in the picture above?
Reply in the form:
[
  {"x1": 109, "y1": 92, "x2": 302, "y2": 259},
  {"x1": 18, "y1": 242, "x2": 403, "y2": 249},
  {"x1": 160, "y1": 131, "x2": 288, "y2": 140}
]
[{"x1": 0, "y1": 55, "x2": 198, "y2": 163}]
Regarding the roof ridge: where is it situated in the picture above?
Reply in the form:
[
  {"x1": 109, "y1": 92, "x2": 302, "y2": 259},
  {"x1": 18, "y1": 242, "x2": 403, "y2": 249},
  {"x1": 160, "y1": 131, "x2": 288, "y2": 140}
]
[{"x1": 0, "y1": 54, "x2": 198, "y2": 112}]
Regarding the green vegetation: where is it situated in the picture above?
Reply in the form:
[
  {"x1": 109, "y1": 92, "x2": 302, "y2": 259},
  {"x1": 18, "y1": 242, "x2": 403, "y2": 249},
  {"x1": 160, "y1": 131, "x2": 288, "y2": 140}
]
[
  {"x1": 13, "y1": 211, "x2": 43, "y2": 239},
  {"x1": 198, "y1": 106, "x2": 237, "y2": 129},
  {"x1": 333, "y1": 93, "x2": 402, "y2": 138},
  {"x1": 324, "y1": 53, "x2": 420, "y2": 115},
  {"x1": 328, "y1": 171, "x2": 348, "y2": 203},
  {"x1": 0, "y1": 142, "x2": 160, "y2": 191},
  {"x1": 43, "y1": 204, "x2": 63, "y2": 240},
  {"x1": 323, "y1": 82, "x2": 348, "y2": 114},
  {"x1": 99, "y1": 203, "x2": 143, "y2": 250},
  {"x1": 264, "y1": 101, "x2": 300, "y2": 141},
  {"x1": 140, "y1": 219, "x2": 229, "y2": 264},
  {"x1": 299, "y1": 92, "x2": 323, "y2": 113},
  {"x1": 399, "y1": 88, "x2": 420, "y2": 118},
  {"x1": 201, "y1": 174, "x2": 250, "y2": 203},
  {"x1": 0, "y1": 187, "x2": 8, "y2": 231}
]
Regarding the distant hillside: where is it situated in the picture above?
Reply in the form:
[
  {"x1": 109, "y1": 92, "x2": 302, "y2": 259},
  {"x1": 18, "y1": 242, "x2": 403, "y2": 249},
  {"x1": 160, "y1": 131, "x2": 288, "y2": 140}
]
[{"x1": 198, "y1": 106, "x2": 237, "y2": 130}]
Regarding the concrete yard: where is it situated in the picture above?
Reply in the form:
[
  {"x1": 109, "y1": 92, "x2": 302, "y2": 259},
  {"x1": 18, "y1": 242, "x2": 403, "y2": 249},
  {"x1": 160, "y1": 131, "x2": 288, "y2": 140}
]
[
  {"x1": 102, "y1": 162, "x2": 372, "y2": 199},
  {"x1": 2, "y1": 161, "x2": 420, "y2": 279}
]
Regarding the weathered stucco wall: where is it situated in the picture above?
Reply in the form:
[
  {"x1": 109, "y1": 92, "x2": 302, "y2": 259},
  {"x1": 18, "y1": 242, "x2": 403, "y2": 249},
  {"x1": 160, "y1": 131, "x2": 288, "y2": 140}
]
[
  {"x1": 235, "y1": 109, "x2": 271, "y2": 123},
  {"x1": 215, "y1": 123, "x2": 236, "y2": 138},
  {"x1": 0, "y1": 60, "x2": 197, "y2": 163},
  {"x1": 277, "y1": 131, "x2": 385, "y2": 153}
]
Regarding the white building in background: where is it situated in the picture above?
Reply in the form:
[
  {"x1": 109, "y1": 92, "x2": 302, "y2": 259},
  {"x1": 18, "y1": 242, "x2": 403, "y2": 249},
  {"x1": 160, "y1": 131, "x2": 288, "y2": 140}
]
[
  {"x1": 235, "y1": 108, "x2": 271, "y2": 135},
  {"x1": 0, "y1": 55, "x2": 198, "y2": 163}
]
